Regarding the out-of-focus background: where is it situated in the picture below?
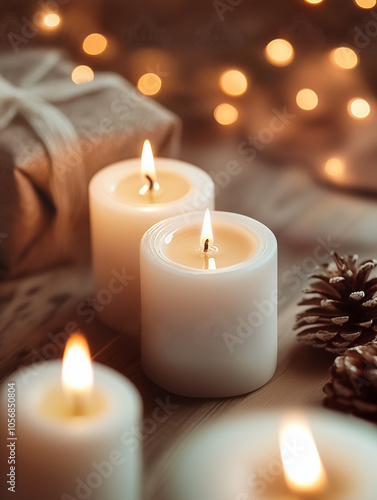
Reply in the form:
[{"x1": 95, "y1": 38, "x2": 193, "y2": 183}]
[
  {"x1": 2, "y1": 0, "x2": 377, "y2": 188},
  {"x1": 2, "y1": 4, "x2": 377, "y2": 497}
]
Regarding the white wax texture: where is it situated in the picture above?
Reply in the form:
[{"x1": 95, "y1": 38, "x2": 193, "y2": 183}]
[
  {"x1": 89, "y1": 158, "x2": 215, "y2": 335},
  {"x1": 167, "y1": 410, "x2": 377, "y2": 500},
  {"x1": 140, "y1": 211, "x2": 278, "y2": 398},
  {"x1": 0, "y1": 362, "x2": 142, "y2": 500}
]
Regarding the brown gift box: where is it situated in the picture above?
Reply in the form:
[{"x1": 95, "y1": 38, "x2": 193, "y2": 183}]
[{"x1": 0, "y1": 48, "x2": 181, "y2": 278}]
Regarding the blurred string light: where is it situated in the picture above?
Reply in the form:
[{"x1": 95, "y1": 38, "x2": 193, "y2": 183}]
[
  {"x1": 43, "y1": 13, "x2": 60, "y2": 28},
  {"x1": 296, "y1": 89, "x2": 318, "y2": 110},
  {"x1": 324, "y1": 158, "x2": 344, "y2": 177},
  {"x1": 71, "y1": 65, "x2": 94, "y2": 85},
  {"x1": 214, "y1": 103, "x2": 238, "y2": 125},
  {"x1": 219, "y1": 70, "x2": 248, "y2": 96},
  {"x1": 348, "y1": 98, "x2": 370, "y2": 118},
  {"x1": 354, "y1": 0, "x2": 376, "y2": 8},
  {"x1": 265, "y1": 39, "x2": 294, "y2": 66},
  {"x1": 83, "y1": 33, "x2": 108, "y2": 55},
  {"x1": 137, "y1": 73, "x2": 162, "y2": 96},
  {"x1": 330, "y1": 47, "x2": 359, "y2": 70},
  {"x1": 305, "y1": 0, "x2": 324, "y2": 3}
]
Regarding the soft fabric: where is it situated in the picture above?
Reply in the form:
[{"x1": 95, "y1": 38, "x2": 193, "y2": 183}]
[{"x1": 0, "y1": 48, "x2": 181, "y2": 278}]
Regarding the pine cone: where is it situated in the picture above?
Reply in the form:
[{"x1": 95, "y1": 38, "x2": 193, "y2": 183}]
[
  {"x1": 294, "y1": 253, "x2": 377, "y2": 354},
  {"x1": 323, "y1": 344, "x2": 377, "y2": 421}
]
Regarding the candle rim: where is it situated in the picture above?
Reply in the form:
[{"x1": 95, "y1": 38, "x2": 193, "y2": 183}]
[
  {"x1": 11, "y1": 360, "x2": 142, "y2": 432},
  {"x1": 141, "y1": 210, "x2": 277, "y2": 275},
  {"x1": 89, "y1": 158, "x2": 215, "y2": 212}
]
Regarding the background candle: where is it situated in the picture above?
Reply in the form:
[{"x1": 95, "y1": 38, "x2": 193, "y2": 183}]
[
  {"x1": 0, "y1": 336, "x2": 142, "y2": 500},
  {"x1": 89, "y1": 152, "x2": 215, "y2": 335},
  {"x1": 140, "y1": 211, "x2": 277, "y2": 398},
  {"x1": 165, "y1": 410, "x2": 377, "y2": 500}
]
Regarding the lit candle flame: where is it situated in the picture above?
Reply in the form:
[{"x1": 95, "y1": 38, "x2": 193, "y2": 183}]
[
  {"x1": 208, "y1": 257, "x2": 216, "y2": 270},
  {"x1": 62, "y1": 333, "x2": 93, "y2": 415},
  {"x1": 280, "y1": 420, "x2": 326, "y2": 494},
  {"x1": 200, "y1": 208, "x2": 214, "y2": 252},
  {"x1": 139, "y1": 140, "x2": 160, "y2": 195}
]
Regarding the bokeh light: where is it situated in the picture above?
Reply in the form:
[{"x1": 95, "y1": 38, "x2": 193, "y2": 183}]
[
  {"x1": 296, "y1": 89, "x2": 318, "y2": 110},
  {"x1": 324, "y1": 158, "x2": 344, "y2": 177},
  {"x1": 44, "y1": 13, "x2": 60, "y2": 28},
  {"x1": 71, "y1": 65, "x2": 94, "y2": 85},
  {"x1": 83, "y1": 33, "x2": 108, "y2": 56},
  {"x1": 265, "y1": 39, "x2": 294, "y2": 66},
  {"x1": 330, "y1": 47, "x2": 359, "y2": 70},
  {"x1": 220, "y1": 70, "x2": 248, "y2": 96},
  {"x1": 354, "y1": 0, "x2": 376, "y2": 8},
  {"x1": 137, "y1": 73, "x2": 162, "y2": 96},
  {"x1": 305, "y1": 0, "x2": 324, "y2": 3},
  {"x1": 348, "y1": 98, "x2": 370, "y2": 119},
  {"x1": 214, "y1": 103, "x2": 239, "y2": 125}
]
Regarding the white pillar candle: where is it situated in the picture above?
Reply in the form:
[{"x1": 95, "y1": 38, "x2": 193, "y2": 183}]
[
  {"x1": 140, "y1": 210, "x2": 277, "y2": 398},
  {"x1": 166, "y1": 410, "x2": 377, "y2": 500},
  {"x1": 89, "y1": 141, "x2": 215, "y2": 335},
  {"x1": 0, "y1": 334, "x2": 142, "y2": 500}
]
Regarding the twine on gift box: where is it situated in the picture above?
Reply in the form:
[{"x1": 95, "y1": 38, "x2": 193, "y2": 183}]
[{"x1": 0, "y1": 50, "x2": 128, "y2": 256}]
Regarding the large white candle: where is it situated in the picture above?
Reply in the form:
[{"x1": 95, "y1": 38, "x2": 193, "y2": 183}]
[
  {"x1": 166, "y1": 410, "x2": 377, "y2": 500},
  {"x1": 89, "y1": 141, "x2": 215, "y2": 335},
  {"x1": 0, "y1": 334, "x2": 142, "y2": 500},
  {"x1": 140, "y1": 210, "x2": 277, "y2": 398}
]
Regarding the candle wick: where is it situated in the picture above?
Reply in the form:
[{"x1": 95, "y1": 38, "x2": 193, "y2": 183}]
[
  {"x1": 72, "y1": 394, "x2": 87, "y2": 417},
  {"x1": 203, "y1": 238, "x2": 209, "y2": 252},
  {"x1": 146, "y1": 174, "x2": 154, "y2": 191}
]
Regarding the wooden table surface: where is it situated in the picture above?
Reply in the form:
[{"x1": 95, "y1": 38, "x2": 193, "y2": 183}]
[{"x1": 1, "y1": 132, "x2": 377, "y2": 499}]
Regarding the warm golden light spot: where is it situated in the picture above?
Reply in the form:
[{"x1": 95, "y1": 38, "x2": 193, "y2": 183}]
[
  {"x1": 62, "y1": 334, "x2": 93, "y2": 397},
  {"x1": 280, "y1": 421, "x2": 326, "y2": 494},
  {"x1": 305, "y1": 0, "x2": 324, "y2": 3},
  {"x1": 214, "y1": 103, "x2": 239, "y2": 125},
  {"x1": 354, "y1": 0, "x2": 376, "y2": 8},
  {"x1": 220, "y1": 69, "x2": 248, "y2": 96},
  {"x1": 140, "y1": 140, "x2": 159, "y2": 194},
  {"x1": 71, "y1": 65, "x2": 94, "y2": 85},
  {"x1": 296, "y1": 88, "x2": 318, "y2": 110},
  {"x1": 324, "y1": 158, "x2": 344, "y2": 177},
  {"x1": 200, "y1": 208, "x2": 214, "y2": 251},
  {"x1": 348, "y1": 98, "x2": 370, "y2": 119},
  {"x1": 137, "y1": 73, "x2": 162, "y2": 96},
  {"x1": 265, "y1": 39, "x2": 294, "y2": 67},
  {"x1": 44, "y1": 13, "x2": 60, "y2": 28},
  {"x1": 82, "y1": 33, "x2": 108, "y2": 55},
  {"x1": 330, "y1": 47, "x2": 359, "y2": 70}
]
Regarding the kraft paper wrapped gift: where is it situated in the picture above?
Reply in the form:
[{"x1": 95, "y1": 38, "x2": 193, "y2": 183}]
[{"x1": 0, "y1": 49, "x2": 181, "y2": 278}]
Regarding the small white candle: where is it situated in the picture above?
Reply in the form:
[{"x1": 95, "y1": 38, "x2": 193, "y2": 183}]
[
  {"x1": 0, "y1": 334, "x2": 142, "y2": 500},
  {"x1": 140, "y1": 210, "x2": 277, "y2": 397},
  {"x1": 89, "y1": 141, "x2": 215, "y2": 335},
  {"x1": 167, "y1": 410, "x2": 377, "y2": 500}
]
